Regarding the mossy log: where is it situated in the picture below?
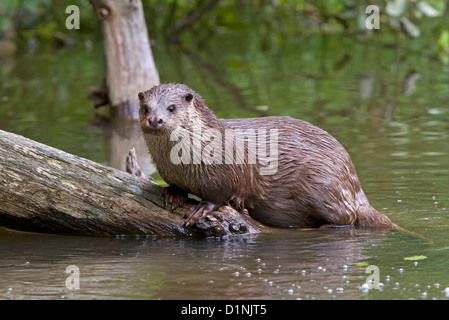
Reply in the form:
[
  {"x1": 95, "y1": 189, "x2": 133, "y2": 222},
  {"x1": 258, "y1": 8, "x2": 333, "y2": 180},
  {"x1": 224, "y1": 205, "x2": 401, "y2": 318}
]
[{"x1": 0, "y1": 129, "x2": 267, "y2": 238}]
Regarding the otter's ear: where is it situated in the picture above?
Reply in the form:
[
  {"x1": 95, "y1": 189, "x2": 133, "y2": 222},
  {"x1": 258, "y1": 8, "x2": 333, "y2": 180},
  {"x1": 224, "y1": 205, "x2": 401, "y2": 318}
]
[
  {"x1": 138, "y1": 92, "x2": 145, "y2": 101},
  {"x1": 185, "y1": 93, "x2": 193, "y2": 102}
]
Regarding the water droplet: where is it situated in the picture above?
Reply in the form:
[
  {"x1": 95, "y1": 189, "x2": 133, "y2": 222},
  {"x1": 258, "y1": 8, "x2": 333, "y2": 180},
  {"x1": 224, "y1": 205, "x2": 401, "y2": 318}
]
[
  {"x1": 359, "y1": 283, "x2": 370, "y2": 293},
  {"x1": 443, "y1": 287, "x2": 449, "y2": 297}
]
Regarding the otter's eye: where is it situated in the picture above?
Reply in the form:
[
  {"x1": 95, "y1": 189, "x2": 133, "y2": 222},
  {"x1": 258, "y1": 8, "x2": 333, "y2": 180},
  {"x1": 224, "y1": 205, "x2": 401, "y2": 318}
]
[
  {"x1": 143, "y1": 104, "x2": 149, "y2": 114},
  {"x1": 168, "y1": 104, "x2": 176, "y2": 113}
]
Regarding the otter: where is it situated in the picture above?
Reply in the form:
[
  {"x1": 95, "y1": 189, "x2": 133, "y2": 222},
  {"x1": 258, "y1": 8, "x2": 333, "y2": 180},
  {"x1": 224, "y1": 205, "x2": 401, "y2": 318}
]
[{"x1": 138, "y1": 83, "x2": 398, "y2": 229}]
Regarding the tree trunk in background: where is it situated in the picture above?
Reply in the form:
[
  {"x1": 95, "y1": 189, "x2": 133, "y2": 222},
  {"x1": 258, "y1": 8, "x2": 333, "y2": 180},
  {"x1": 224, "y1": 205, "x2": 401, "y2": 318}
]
[{"x1": 90, "y1": 0, "x2": 160, "y2": 120}]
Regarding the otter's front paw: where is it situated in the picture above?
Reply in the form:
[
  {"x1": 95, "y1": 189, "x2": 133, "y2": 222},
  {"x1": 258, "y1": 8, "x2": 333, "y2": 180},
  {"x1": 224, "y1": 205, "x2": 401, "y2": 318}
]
[
  {"x1": 161, "y1": 186, "x2": 188, "y2": 211},
  {"x1": 183, "y1": 201, "x2": 220, "y2": 226}
]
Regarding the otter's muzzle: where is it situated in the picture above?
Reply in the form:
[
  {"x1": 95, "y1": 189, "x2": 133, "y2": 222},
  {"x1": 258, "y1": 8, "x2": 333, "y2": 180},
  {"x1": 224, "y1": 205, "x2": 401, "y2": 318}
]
[{"x1": 148, "y1": 116, "x2": 164, "y2": 128}]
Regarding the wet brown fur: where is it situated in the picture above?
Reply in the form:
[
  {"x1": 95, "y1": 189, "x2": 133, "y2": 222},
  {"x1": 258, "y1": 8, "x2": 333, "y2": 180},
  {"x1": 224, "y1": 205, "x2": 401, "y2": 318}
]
[{"x1": 138, "y1": 83, "x2": 398, "y2": 229}]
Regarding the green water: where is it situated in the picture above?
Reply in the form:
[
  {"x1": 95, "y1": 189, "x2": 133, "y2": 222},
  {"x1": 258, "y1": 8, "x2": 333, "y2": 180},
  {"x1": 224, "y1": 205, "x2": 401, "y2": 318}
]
[{"x1": 0, "y1": 26, "x2": 448, "y2": 300}]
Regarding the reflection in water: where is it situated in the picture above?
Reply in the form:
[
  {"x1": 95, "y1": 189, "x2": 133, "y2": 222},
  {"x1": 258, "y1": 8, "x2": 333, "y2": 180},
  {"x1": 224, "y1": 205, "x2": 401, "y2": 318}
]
[
  {"x1": 0, "y1": 227, "x2": 402, "y2": 300},
  {"x1": 105, "y1": 118, "x2": 156, "y2": 177}
]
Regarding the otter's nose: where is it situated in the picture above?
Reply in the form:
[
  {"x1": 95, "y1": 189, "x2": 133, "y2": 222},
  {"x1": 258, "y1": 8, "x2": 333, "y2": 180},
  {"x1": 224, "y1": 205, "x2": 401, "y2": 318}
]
[{"x1": 148, "y1": 117, "x2": 164, "y2": 128}]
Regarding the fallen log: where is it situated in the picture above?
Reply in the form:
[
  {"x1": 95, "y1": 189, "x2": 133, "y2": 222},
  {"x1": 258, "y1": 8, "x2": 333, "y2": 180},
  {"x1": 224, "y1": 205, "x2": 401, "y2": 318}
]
[{"x1": 0, "y1": 129, "x2": 267, "y2": 238}]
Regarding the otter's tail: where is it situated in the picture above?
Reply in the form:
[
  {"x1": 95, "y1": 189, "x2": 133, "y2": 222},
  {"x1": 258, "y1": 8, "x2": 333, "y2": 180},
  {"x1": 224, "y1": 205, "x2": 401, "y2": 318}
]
[
  {"x1": 355, "y1": 204, "x2": 400, "y2": 230},
  {"x1": 355, "y1": 204, "x2": 434, "y2": 243}
]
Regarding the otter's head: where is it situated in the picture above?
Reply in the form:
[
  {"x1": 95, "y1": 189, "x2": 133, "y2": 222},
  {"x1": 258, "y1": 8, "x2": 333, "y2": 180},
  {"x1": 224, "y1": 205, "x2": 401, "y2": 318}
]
[{"x1": 138, "y1": 83, "x2": 200, "y2": 136}]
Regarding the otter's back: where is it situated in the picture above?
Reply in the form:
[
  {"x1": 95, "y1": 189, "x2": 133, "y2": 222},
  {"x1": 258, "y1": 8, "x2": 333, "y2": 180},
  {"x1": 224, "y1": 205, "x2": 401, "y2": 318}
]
[{"x1": 222, "y1": 116, "x2": 369, "y2": 227}]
